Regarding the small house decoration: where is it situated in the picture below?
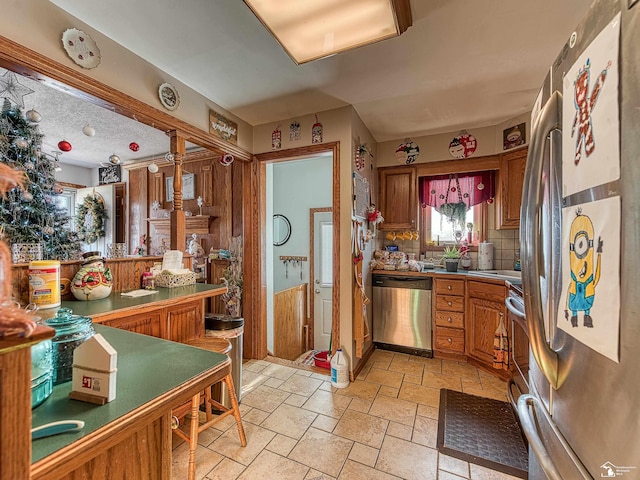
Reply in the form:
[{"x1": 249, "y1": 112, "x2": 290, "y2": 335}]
[
  {"x1": 312, "y1": 116, "x2": 323, "y2": 144},
  {"x1": 272, "y1": 127, "x2": 281, "y2": 150},
  {"x1": 70, "y1": 333, "x2": 117, "y2": 404},
  {"x1": 290, "y1": 121, "x2": 301, "y2": 141}
]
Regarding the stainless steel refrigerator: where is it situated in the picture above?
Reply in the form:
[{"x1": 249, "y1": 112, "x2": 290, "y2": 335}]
[{"x1": 518, "y1": 0, "x2": 640, "y2": 478}]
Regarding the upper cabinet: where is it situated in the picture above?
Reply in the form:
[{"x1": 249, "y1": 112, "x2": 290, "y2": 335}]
[
  {"x1": 495, "y1": 147, "x2": 527, "y2": 229},
  {"x1": 378, "y1": 165, "x2": 417, "y2": 230}
]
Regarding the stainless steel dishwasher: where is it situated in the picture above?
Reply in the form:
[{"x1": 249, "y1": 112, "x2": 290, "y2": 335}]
[{"x1": 372, "y1": 274, "x2": 432, "y2": 356}]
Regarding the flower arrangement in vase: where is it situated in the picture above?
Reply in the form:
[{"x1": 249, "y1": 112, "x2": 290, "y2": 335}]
[{"x1": 442, "y1": 245, "x2": 461, "y2": 272}]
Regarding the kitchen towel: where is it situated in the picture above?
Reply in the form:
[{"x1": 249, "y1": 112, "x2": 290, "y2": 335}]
[{"x1": 478, "y1": 242, "x2": 494, "y2": 270}]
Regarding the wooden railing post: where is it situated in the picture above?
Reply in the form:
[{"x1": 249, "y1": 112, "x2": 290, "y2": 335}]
[{"x1": 169, "y1": 131, "x2": 187, "y2": 252}]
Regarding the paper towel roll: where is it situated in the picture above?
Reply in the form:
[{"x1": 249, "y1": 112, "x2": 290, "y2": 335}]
[{"x1": 478, "y1": 242, "x2": 494, "y2": 270}]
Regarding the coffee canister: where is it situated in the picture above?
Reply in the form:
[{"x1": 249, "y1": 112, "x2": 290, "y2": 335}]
[{"x1": 28, "y1": 260, "x2": 61, "y2": 309}]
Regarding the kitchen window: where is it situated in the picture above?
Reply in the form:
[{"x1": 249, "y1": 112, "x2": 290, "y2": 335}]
[{"x1": 418, "y1": 171, "x2": 495, "y2": 247}]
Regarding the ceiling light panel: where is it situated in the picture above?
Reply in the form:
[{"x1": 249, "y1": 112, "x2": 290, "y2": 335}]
[{"x1": 244, "y1": 0, "x2": 409, "y2": 64}]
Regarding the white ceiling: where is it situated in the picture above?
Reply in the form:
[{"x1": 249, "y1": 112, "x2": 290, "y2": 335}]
[
  {"x1": 1, "y1": 67, "x2": 179, "y2": 168},
  {"x1": 41, "y1": 0, "x2": 592, "y2": 166}
]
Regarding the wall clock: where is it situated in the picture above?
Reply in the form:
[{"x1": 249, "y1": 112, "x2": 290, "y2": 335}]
[{"x1": 158, "y1": 82, "x2": 180, "y2": 111}]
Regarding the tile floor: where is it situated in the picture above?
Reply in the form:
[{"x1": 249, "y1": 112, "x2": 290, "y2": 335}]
[{"x1": 171, "y1": 349, "x2": 522, "y2": 480}]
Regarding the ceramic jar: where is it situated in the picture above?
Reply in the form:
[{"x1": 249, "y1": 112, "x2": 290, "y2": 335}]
[{"x1": 71, "y1": 251, "x2": 113, "y2": 301}]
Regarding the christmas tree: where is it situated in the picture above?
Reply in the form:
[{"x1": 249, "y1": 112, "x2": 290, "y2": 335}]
[{"x1": 0, "y1": 98, "x2": 82, "y2": 261}]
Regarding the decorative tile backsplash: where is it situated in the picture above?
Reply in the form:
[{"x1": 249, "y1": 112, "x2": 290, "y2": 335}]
[{"x1": 375, "y1": 206, "x2": 521, "y2": 271}]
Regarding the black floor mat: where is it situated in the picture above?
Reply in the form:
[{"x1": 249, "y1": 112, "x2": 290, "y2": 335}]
[{"x1": 437, "y1": 389, "x2": 528, "y2": 478}]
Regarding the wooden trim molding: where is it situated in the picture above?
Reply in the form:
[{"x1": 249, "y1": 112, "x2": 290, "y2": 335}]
[
  {"x1": 392, "y1": 0, "x2": 413, "y2": 34},
  {"x1": 0, "y1": 34, "x2": 251, "y2": 162},
  {"x1": 252, "y1": 142, "x2": 340, "y2": 358},
  {"x1": 57, "y1": 181, "x2": 86, "y2": 189},
  {"x1": 415, "y1": 154, "x2": 501, "y2": 177}
]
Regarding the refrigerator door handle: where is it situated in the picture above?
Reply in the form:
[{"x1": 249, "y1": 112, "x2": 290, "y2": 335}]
[
  {"x1": 518, "y1": 394, "x2": 563, "y2": 480},
  {"x1": 521, "y1": 90, "x2": 562, "y2": 389},
  {"x1": 518, "y1": 394, "x2": 592, "y2": 480}
]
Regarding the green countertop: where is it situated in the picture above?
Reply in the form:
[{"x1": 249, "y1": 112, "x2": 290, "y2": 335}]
[
  {"x1": 31, "y1": 324, "x2": 228, "y2": 463},
  {"x1": 39, "y1": 283, "x2": 225, "y2": 320}
]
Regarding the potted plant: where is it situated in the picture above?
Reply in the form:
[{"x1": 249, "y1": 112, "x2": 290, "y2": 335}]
[{"x1": 442, "y1": 245, "x2": 461, "y2": 272}]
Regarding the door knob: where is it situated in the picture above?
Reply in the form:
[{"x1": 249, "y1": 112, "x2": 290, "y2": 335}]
[
  {"x1": 315, "y1": 289, "x2": 320, "y2": 294},
  {"x1": 447, "y1": 301, "x2": 452, "y2": 306},
  {"x1": 447, "y1": 285, "x2": 452, "y2": 290}
]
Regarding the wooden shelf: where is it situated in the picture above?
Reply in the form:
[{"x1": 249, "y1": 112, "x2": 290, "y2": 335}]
[{"x1": 147, "y1": 215, "x2": 215, "y2": 235}]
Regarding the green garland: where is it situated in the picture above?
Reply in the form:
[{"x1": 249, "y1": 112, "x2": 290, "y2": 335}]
[{"x1": 75, "y1": 194, "x2": 108, "y2": 244}]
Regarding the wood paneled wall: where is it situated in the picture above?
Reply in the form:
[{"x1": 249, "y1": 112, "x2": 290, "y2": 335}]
[
  {"x1": 127, "y1": 150, "x2": 235, "y2": 259},
  {"x1": 273, "y1": 284, "x2": 308, "y2": 361},
  {"x1": 11, "y1": 256, "x2": 192, "y2": 305}
]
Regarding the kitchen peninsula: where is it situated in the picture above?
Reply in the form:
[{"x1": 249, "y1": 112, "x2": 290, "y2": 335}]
[
  {"x1": 44, "y1": 283, "x2": 227, "y2": 343},
  {"x1": 31, "y1": 324, "x2": 230, "y2": 480}
]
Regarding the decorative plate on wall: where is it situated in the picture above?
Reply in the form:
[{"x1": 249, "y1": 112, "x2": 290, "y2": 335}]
[
  {"x1": 158, "y1": 82, "x2": 180, "y2": 111},
  {"x1": 62, "y1": 28, "x2": 101, "y2": 69}
]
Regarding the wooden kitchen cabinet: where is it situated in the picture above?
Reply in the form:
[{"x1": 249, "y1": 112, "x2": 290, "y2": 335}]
[
  {"x1": 165, "y1": 300, "x2": 202, "y2": 342},
  {"x1": 378, "y1": 165, "x2": 417, "y2": 230},
  {"x1": 102, "y1": 301, "x2": 202, "y2": 343},
  {"x1": 102, "y1": 311, "x2": 162, "y2": 337},
  {"x1": 466, "y1": 280, "x2": 508, "y2": 373},
  {"x1": 496, "y1": 147, "x2": 527, "y2": 229},
  {"x1": 432, "y1": 278, "x2": 465, "y2": 359}
]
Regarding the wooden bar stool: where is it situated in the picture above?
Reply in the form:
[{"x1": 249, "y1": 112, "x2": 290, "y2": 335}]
[{"x1": 172, "y1": 337, "x2": 246, "y2": 480}]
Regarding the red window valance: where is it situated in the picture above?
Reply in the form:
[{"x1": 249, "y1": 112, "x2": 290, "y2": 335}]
[{"x1": 419, "y1": 171, "x2": 496, "y2": 221}]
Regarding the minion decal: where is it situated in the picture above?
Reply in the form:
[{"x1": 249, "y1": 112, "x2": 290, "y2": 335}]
[{"x1": 564, "y1": 208, "x2": 603, "y2": 328}]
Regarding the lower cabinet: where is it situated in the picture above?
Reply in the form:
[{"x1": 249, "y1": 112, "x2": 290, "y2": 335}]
[
  {"x1": 102, "y1": 300, "x2": 203, "y2": 342},
  {"x1": 102, "y1": 311, "x2": 163, "y2": 337},
  {"x1": 466, "y1": 280, "x2": 508, "y2": 370},
  {"x1": 166, "y1": 300, "x2": 202, "y2": 342},
  {"x1": 432, "y1": 278, "x2": 466, "y2": 359}
]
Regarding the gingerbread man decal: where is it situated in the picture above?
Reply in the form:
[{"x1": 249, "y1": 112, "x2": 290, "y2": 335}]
[{"x1": 570, "y1": 59, "x2": 610, "y2": 165}]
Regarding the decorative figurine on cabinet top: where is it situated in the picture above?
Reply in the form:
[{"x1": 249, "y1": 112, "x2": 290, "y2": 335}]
[{"x1": 70, "y1": 251, "x2": 113, "y2": 301}]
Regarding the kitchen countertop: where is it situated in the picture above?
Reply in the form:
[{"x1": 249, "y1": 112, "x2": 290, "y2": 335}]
[
  {"x1": 37, "y1": 283, "x2": 226, "y2": 322},
  {"x1": 372, "y1": 268, "x2": 522, "y2": 287},
  {"x1": 31, "y1": 324, "x2": 230, "y2": 476}
]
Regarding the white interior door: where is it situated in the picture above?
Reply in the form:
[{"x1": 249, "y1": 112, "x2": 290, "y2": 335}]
[{"x1": 313, "y1": 211, "x2": 333, "y2": 350}]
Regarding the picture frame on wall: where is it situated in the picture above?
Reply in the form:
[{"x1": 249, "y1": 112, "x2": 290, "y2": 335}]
[
  {"x1": 166, "y1": 173, "x2": 195, "y2": 202},
  {"x1": 98, "y1": 164, "x2": 121, "y2": 185},
  {"x1": 503, "y1": 122, "x2": 527, "y2": 150}
]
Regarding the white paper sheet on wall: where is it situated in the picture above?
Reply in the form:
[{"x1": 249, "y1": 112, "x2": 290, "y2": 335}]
[
  {"x1": 557, "y1": 196, "x2": 620, "y2": 362},
  {"x1": 562, "y1": 13, "x2": 621, "y2": 197}
]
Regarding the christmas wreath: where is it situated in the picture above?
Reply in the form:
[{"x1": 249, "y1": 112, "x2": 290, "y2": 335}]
[{"x1": 75, "y1": 194, "x2": 108, "y2": 244}]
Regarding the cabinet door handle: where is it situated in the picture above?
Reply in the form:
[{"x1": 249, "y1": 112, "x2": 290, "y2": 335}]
[
  {"x1": 447, "y1": 301, "x2": 452, "y2": 306},
  {"x1": 447, "y1": 338, "x2": 452, "y2": 343},
  {"x1": 447, "y1": 285, "x2": 452, "y2": 290},
  {"x1": 447, "y1": 317, "x2": 452, "y2": 323}
]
